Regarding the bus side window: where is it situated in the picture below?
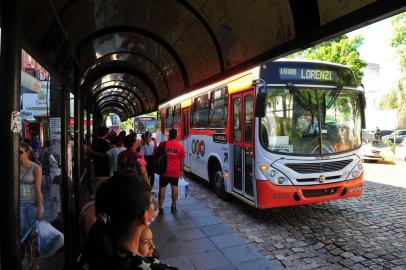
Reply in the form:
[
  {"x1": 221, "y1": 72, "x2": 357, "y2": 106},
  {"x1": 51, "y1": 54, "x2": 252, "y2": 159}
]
[
  {"x1": 192, "y1": 94, "x2": 209, "y2": 128},
  {"x1": 209, "y1": 88, "x2": 227, "y2": 128},
  {"x1": 244, "y1": 95, "x2": 253, "y2": 143},
  {"x1": 233, "y1": 98, "x2": 242, "y2": 142}
]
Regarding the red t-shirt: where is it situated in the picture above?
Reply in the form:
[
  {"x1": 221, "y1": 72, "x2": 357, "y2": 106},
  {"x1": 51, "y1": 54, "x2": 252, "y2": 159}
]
[{"x1": 162, "y1": 140, "x2": 185, "y2": 177}]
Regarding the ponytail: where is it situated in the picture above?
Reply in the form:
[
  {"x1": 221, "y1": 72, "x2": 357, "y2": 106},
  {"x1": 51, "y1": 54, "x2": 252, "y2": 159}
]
[{"x1": 84, "y1": 220, "x2": 114, "y2": 270}]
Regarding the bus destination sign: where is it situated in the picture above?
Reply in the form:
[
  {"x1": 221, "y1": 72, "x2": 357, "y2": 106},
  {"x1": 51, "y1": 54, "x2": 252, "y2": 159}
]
[{"x1": 279, "y1": 67, "x2": 338, "y2": 82}]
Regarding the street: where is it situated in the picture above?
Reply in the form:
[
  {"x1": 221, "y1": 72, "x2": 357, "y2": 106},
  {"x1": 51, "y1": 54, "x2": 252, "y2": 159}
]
[{"x1": 184, "y1": 162, "x2": 406, "y2": 269}]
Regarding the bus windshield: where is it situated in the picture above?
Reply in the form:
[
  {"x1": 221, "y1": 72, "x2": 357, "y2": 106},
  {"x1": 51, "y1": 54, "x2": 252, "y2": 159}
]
[{"x1": 259, "y1": 86, "x2": 362, "y2": 156}]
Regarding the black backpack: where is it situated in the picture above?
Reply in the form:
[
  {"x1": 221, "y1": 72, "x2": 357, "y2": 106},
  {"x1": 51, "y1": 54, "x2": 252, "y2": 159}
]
[{"x1": 155, "y1": 141, "x2": 167, "y2": 175}]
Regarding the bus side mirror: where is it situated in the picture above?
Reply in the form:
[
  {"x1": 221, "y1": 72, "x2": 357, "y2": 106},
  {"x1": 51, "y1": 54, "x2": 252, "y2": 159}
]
[
  {"x1": 255, "y1": 93, "x2": 266, "y2": 118},
  {"x1": 359, "y1": 92, "x2": 366, "y2": 129}
]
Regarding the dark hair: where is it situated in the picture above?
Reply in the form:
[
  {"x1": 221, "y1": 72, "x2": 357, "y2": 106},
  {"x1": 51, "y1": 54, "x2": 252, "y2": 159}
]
[
  {"x1": 85, "y1": 173, "x2": 151, "y2": 269},
  {"x1": 169, "y1": 128, "x2": 177, "y2": 139},
  {"x1": 99, "y1": 126, "x2": 110, "y2": 137},
  {"x1": 123, "y1": 134, "x2": 136, "y2": 149},
  {"x1": 118, "y1": 130, "x2": 126, "y2": 138},
  {"x1": 110, "y1": 136, "x2": 122, "y2": 146},
  {"x1": 20, "y1": 141, "x2": 31, "y2": 152}
]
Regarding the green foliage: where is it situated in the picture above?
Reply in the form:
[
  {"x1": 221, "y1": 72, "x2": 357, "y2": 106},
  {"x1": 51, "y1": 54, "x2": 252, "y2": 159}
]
[
  {"x1": 390, "y1": 12, "x2": 406, "y2": 71},
  {"x1": 290, "y1": 35, "x2": 367, "y2": 84},
  {"x1": 120, "y1": 118, "x2": 133, "y2": 131}
]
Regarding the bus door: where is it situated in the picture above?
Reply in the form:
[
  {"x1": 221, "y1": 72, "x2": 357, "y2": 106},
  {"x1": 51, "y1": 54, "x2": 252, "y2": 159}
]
[
  {"x1": 181, "y1": 108, "x2": 191, "y2": 170},
  {"x1": 231, "y1": 91, "x2": 255, "y2": 200}
]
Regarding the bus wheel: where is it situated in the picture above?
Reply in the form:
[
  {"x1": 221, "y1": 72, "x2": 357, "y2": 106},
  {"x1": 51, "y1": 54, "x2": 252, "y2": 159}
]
[{"x1": 214, "y1": 171, "x2": 229, "y2": 201}]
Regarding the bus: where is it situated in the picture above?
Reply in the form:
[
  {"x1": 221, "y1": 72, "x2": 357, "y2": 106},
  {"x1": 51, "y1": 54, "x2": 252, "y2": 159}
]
[
  {"x1": 133, "y1": 116, "x2": 157, "y2": 137},
  {"x1": 157, "y1": 59, "x2": 366, "y2": 209}
]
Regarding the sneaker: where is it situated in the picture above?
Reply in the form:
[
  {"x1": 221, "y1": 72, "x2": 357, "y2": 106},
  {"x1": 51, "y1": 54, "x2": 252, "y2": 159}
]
[{"x1": 171, "y1": 204, "x2": 177, "y2": 213}]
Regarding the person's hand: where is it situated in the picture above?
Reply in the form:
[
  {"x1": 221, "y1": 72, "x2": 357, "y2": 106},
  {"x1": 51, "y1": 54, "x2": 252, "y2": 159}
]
[{"x1": 36, "y1": 205, "x2": 44, "y2": 220}]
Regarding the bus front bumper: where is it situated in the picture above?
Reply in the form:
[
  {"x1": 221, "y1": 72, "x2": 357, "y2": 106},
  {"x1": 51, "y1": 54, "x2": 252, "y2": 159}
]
[{"x1": 256, "y1": 174, "x2": 364, "y2": 209}]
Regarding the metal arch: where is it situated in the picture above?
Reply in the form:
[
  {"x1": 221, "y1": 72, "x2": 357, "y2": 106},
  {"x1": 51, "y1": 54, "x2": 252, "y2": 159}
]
[
  {"x1": 90, "y1": 79, "x2": 150, "y2": 105},
  {"x1": 96, "y1": 94, "x2": 142, "y2": 115},
  {"x1": 91, "y1": 84, "x2": 147, "y2": 112},
  {"x1": 95, "y1": 88, "x2": 139, "y2": 105},
  {"x1": 81, "y1": 62, "x2": 158, "y2": 108},
  {"x1": 75, "y1": 26, "x2": 189, "y2": 87},
  {"x1": 96, "y1": 93, "x2": 140, "y2": 116},
  {"x1": 81, "y1": 51, "x2": 170, "y2": 96},
  {"x1": 97, "y1": 96, "x2": 137, "y2": 115},
  {"x1": 98, "y1": 101, "x2": 132, "y2": 118},
  {"x1": 90, "y1": 79, "x2": 155, "y2": 112},
  {"x1": 176, "y1": 0, "x2": 224, "y2": 71}
]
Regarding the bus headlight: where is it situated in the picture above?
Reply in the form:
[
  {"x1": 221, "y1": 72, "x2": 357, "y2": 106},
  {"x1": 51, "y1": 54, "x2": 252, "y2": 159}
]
[
  {"x1": 346, "y1": 162, "x2": 363, "y2": 180},
  {"x1": 259, "y1": 165, "x2": 292, "y2": 186}
]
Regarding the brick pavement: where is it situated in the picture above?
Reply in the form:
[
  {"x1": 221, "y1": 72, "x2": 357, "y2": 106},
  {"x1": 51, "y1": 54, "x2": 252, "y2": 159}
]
[{"x1": 183, "y1": 174, "x2": 406, "y2": 270}]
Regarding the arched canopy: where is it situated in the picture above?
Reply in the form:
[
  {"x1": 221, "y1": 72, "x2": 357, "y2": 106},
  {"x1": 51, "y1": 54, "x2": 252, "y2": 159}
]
[{"x1": 21, "y1": 0, "x2": 406, "y2": 119}]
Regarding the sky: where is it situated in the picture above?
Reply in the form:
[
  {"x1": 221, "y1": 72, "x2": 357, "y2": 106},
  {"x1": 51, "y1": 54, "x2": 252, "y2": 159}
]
[
  {"x1": 347, "y1": 16, "x2": 401, "y2": 93},
  {"x1": 347, "y1": 17, "x2": 397, "y2": 64}
]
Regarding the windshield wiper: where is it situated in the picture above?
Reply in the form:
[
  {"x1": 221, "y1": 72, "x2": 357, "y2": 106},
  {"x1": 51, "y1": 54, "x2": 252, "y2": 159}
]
[
  {"x1": 287, "y1": 83, "x2": 313, "y2": 112},
  {"x1": 326, "y1": 85, "x2": 343, "y2": 108}
]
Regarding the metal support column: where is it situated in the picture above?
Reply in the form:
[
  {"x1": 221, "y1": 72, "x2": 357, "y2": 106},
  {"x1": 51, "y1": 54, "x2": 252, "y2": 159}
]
[
  {"x1": 60, "y1": 86, "x2": 73, "y2": 270},
  {"x1": 0, "y1": 1, "x2": 24, "y2": 269},
  {"x1": 73, "y1": 69, "x2": 82, "y2": 252}
]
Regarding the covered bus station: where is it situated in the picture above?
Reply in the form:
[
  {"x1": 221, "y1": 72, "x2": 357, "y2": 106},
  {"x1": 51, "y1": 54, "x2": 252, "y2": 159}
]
[{"x1": 0, "y1": 1, "x2": 405, "y2": 269}]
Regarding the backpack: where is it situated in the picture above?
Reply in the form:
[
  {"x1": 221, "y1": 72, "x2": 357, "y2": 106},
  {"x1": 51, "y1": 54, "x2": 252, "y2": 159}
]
[{"x1": 155, "y1": 142, "x2": 167, "y2": 175}]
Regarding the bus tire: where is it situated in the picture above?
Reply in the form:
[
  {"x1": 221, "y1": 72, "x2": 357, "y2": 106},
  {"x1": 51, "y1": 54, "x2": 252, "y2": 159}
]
[{"x1": 214, "y1": 170, "x2": 229, "y2": 201}]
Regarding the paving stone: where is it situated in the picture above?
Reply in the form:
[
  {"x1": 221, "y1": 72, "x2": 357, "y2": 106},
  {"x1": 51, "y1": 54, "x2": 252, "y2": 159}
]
[
  {"x1": 339, "y1": 258, "x2": 355, "y2": 267},
  {"x1": 236, "y1": 258, "x2": 277, "y2": 270},
  {"x1": 183, "y1": 175, "x2": 406, "y2": 270},
  {"x1": 292, "y1": 247, "x2": 305, "y2": 253},
  {"x1": 210, "y1": 233, "x2": 245, "y2": 249}
]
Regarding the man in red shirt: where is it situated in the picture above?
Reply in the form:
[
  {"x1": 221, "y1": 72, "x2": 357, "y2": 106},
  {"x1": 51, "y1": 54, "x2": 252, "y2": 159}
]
[{"x1": 158, "y1": 128, "x2": 185, "y2": 212}]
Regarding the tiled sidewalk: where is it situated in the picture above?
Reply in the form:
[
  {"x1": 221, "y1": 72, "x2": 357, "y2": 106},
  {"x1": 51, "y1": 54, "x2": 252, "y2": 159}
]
[{"x1": 152, "y1": 196, "x2": 276, "y2": 270}]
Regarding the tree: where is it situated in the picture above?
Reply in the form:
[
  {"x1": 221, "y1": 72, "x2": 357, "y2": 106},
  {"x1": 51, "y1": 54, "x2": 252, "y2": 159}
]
[
  {"x1": 120, "y1": 118, "x2": 133, "y2": 131},
  {"x1": 390, "y1": 12, "x2": 406, "y2": 71},
  {"x1": 290, "y1": 35, "x2": 367, "y2": 84},
  {"x1": 384, "y1": 12, "x2": 406, "y2": 128}
]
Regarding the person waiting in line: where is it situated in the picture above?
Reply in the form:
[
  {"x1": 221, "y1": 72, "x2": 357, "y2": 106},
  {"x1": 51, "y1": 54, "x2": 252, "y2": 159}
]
[
  {"x1": 90, "y1": 126, "x2": 111, "y2": 177},
  {"x1": 19, "y1": 141, "x2": 44, "y2": 269},
  {"x1": 77, "y1": 173, "x2": 177, "y2": 270},
  {"x1": 118, "y1": 130, "x2": 127, "y2": 142},
  {"x1": 157, "y1": 128, "x2": 185, "y2": 213},
  {"x1": 141, "y1": 131, "x2": 157, "y2": 187},
  {"x1": 86, "y1": 136, "x2": 126, "y2": 177},
  {"x1": 118, "y1": 134, "x2": 149, "y2": 186}
]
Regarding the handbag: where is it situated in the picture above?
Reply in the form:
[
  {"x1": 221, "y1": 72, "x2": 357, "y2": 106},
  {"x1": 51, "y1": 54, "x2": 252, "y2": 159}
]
[
  {"x1": 155, "y1": 142, "x2": 167, "y2": 175},
  {"x1": 37, "y1": 220, "x2": 64, "y2": 257}
]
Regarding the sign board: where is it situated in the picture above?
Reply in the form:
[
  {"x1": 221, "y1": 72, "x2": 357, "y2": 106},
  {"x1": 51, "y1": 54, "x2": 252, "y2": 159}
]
[{"x1": 21, "y1": 80, "x2": 50, "y2": 117}]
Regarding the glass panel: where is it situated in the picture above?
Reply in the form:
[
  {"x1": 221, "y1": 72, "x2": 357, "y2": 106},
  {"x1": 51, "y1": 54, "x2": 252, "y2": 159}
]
[
  {"x1": 244, "y1": 95, "x2": 253, "y2": 143},
  {"x1": 233, "y1": 146, "x2": 243, "y2": 191},
  {"x1": 233, "y1": 98, "x2": 242, "y2": 142},
  {"x1": 173, "y1": 104, "x2": 181, "y2": 128},
  {"x1": 259, "y1": 87, "x2": 362, "y2": 155},
  {"x1": 165, "y1": 107, "x2": 173, "y2": 128},
  {"x1": 209, "y1": 88, "x2": 228, "y2": 128},
  {"x1": 192, "y1": 94, "x2": 209, "y2": 128},
  {"x1": 244, "y1": 147, "x2": 254, "y2": 197}
]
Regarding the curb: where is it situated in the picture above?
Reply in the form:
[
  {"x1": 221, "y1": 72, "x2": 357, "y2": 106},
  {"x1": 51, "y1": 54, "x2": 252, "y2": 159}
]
[{"x1": 377, "y1": 159, "x2": 396, "y2": 165}]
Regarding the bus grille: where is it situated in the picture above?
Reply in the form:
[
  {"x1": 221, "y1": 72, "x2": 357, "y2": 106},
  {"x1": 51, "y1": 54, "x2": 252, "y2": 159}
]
[
  {"x1": 302, "y1": 187, "x2": 338, "y2": 197},
  {"x1": 285, "y1": 159, "x2": 353, "y2": 174}
]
